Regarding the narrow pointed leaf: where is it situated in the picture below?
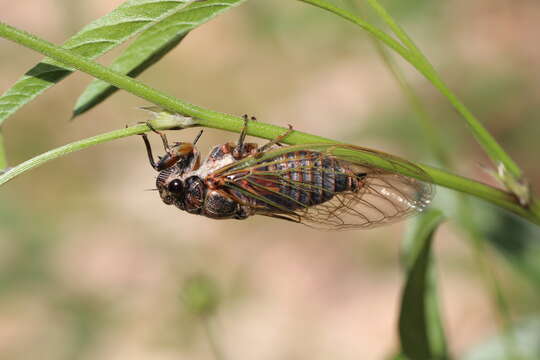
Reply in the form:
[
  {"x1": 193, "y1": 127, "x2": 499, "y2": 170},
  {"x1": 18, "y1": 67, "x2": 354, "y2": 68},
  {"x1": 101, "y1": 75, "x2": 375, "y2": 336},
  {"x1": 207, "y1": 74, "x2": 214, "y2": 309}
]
[
  {"x1": 399, "y1": 209, "x2": 448, "y2": 360},
  {"x1": 0, "y1": 0, "x2": 204, "y2": 126},
  {"x1": 73, "y1": 0, "x2": 247, "y2": 117}
]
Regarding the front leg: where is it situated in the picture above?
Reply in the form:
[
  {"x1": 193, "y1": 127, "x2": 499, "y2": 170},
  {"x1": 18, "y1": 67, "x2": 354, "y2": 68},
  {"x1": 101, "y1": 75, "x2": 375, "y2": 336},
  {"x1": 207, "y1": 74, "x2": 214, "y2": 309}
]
[
  {"x1": 233, "y1": 114, "x2": 258, "y2": 159},
  {"x1": 146, "y1": 121, "x2": 171, "y2": 152},
  {"x1": 232, "y1": 115, "x2": 294, "y2": 159}
]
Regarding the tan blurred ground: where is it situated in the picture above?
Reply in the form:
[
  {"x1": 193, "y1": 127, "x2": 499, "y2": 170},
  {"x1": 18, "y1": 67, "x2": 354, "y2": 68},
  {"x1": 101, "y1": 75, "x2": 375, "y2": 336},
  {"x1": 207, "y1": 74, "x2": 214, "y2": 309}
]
[{"x1": 1, "y1": 1, "x2": 539, "y2": 359}]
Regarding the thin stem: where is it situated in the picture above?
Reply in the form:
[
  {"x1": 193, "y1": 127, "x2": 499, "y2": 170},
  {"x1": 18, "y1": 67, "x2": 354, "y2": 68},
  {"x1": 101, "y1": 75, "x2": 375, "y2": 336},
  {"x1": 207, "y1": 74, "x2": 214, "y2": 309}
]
[
  {"x1": 0, "y1": 114, "x2": 536, "y2": 226},
  {"x1": 0, "y1": 21, "x2": 335, "y2": 144},
  {"x1": 0, "y1": 111, "x2": 193, "y2": 186},
  {"x1": 364, "y1": 0, "x2": 439, "y2": 81},
  {"x1": 312, "y1": 3, "x2": 525, "y2": 357},
  {"x1": 364, "y1": 10, "x2": 521, "y2": 355},
  {"x1": 370, "y1": 36, "x2": 451, "y2": 167},
  {"x1": 202, "y1": 318, "x2": 226, "y2": 360},
  {"x1": 297, "y1": 0, "x2": 415, "y2": 65},
  {"x1": 0, "y1": 21, "x2": 538, "y2": 226},
  {"x1": 0, "y1": 123, "x2": 146, "y2": 185},
  {"x1": 301, "y1": 0, "x2": 525, "y2": 189}
]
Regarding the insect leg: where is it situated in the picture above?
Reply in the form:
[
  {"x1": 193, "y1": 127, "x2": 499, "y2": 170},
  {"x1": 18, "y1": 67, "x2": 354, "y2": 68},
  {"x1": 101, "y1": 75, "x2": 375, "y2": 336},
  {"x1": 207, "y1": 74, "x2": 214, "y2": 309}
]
[
  {"x1": 233, "y1": 114, "x2": 256, "y2": 159},
  {"x1": 258, "y1": 124, "x2": 294, "y2": 154},
  {"x1": 145, "y1": 121, "x2": 171, "y2": 152},
  {"x1": 237, "y1": 114, "x2": 249, "y2": 151},
  {"x1": 155, "y1": 130, "x2": 170, "y2": 153},
  {"x1": 140, "y1": 133, "x2": 159, "y2": 171}
]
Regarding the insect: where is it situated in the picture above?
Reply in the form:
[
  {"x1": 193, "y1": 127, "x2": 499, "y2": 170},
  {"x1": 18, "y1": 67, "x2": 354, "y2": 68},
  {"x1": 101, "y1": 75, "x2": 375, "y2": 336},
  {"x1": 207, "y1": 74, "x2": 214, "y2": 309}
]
[{"x1": 141, "y1": 116, "x2": 433, "y2": 230}]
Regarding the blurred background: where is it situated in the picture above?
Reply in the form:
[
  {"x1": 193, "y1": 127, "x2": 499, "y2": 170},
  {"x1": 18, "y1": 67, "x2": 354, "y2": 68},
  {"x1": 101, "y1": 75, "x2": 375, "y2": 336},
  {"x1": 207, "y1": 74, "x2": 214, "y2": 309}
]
[{"x1": 1, "y1": 0, "x2": 539, "y2": 359}]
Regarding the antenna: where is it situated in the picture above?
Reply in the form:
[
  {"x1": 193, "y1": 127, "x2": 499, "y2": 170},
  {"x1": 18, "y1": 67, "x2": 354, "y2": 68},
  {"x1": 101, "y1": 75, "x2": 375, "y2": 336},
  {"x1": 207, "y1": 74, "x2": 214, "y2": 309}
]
[{"x1": 193, "y1": 130, "x2": 204, "y2": 145}]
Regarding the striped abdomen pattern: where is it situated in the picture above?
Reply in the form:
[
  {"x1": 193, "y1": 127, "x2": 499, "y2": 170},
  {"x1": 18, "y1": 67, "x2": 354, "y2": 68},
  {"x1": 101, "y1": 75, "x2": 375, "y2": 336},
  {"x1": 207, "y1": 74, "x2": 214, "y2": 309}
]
[{"x1": 252, "y1": 151, "x2": 360, "y2": 210}]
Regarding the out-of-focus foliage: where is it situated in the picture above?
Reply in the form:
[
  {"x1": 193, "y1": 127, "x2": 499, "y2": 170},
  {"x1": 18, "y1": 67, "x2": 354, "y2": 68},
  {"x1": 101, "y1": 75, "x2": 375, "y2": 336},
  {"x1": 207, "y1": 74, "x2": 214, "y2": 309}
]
[
  {"x1": 463, "y1": 318, "x2": 540, "y2": 360},
  {"x1": 471, "y1": 200, "x2": 540, "y2": 288},
  {"x1": 0, "y1": 0, "x2": 201, "y2": 126},
  {"x1": 0, "y1": 0, "x2": 539, "y2": 359},
  {"x1": 182, "y1": 274, "x2": 220, "y2": 317},
  {"x1": 74, "y1": 0, "x2": 247, "y2": 117},
  {"x1": 399, "y1": 210, "x2": 448, "y2": 360}
]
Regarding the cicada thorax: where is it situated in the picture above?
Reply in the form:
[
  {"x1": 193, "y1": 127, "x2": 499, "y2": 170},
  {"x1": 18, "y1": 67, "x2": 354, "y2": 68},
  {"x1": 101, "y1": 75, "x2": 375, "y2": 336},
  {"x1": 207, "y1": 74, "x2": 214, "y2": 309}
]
[
  {"x1": 191, "y1": 142, "x2": 258, "y2": 219},
  {"x1": 229, "y1": 150, "x2": 363, "y2": 212},
  {"x1": 154, "y1": 141, "x2": 255, "y2": 219}
]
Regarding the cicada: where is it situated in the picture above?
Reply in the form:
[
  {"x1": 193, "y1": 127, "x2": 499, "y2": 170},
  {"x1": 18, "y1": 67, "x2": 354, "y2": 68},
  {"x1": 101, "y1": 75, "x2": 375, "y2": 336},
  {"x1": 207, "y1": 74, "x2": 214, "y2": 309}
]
[{"x1": 141, "y1": 116, "x2": 433, "y2": 230}]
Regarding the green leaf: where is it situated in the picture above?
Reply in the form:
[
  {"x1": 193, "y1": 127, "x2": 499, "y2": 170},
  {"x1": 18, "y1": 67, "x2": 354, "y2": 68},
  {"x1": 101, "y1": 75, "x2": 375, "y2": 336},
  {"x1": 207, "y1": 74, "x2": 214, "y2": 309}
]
[
  {"x1": 0, "y1": 0, "x2": 206, "y2": 126},
  {"x1": 399, "y1": 209, "x2": 448, "y2": 360},
  {"x1": 73, "y1": 0, "x2": 247, "y2": 117}
]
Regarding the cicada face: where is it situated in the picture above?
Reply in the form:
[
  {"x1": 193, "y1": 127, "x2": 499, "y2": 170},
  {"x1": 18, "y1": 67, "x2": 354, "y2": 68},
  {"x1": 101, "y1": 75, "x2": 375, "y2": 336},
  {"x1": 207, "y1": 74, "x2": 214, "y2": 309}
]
[
  {"x1": 156, "y1": 168, "x2": 185, "y2": 207},
  {"x1": 156, "y1": 170, "x2": 209, "y2": 216},
  {"x1": 151, "y1": 142, "x2": 202, "y2": 208}
]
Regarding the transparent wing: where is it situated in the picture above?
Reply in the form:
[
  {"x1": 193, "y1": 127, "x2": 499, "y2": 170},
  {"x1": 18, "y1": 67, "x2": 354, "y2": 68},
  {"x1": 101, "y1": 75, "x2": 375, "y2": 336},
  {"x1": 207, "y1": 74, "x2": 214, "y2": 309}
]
[
  {"x1": 276, "y1": 166, "x2": 431, "y2": 230},
  {"x1": 212, "y1": 144, "x2": 434, "y2": 230}
]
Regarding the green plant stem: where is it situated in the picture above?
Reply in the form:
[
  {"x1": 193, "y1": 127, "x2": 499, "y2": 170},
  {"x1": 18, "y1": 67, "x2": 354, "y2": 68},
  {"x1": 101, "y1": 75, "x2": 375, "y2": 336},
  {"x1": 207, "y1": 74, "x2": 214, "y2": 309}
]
[
  {"x1": 365, "y1": 12, "x2": 521, "y2": 356},
  {"x1": 202, "y1": 318, "x2": 226, "y2": 360},
  {"x1": 0, "y1": 21, "x2": 332, "y2": 143},
  {"x1": 375, "y1": 41, "x2": 450, "y2": 360},
  {"x1": 0, "y1": 121, "x2": 531, "y2": 223},
  {"x1": 299, "y1": 0, "x2": 524, "y2": 183},
  {"x1": 370, "y1": 38, "x2": 451, "y2": 167},
  {"x1": 332, "y1": 3, "x2": 522, "y2": 358},
  {"x1": 0, "y1": 21, "x2": 538, "y2": 226},
  {"x1": 0, "y1": 123, "x2": 146, "y2": 185}
]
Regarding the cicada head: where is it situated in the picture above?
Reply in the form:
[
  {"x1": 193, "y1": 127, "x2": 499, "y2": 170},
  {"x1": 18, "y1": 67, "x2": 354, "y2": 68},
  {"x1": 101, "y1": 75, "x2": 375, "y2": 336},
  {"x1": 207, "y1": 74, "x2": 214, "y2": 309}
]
[{"x1": 155, "y1": 142, "x2": 201, "y2": 207}]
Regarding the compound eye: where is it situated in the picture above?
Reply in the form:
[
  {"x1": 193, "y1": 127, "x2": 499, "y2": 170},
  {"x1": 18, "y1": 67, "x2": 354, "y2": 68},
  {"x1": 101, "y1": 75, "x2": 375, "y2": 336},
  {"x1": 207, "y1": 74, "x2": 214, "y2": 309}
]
[{"x1": 167, "y1": 179, "x2": 183, "y2": 194}]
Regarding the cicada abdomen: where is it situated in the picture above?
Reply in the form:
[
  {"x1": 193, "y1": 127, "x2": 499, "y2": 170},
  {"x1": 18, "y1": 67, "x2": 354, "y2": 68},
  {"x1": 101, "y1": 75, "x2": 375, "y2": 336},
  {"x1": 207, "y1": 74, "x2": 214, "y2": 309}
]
[
  {"x1": 221, "y1": 148, "x2": 432, "y2": 230},
  {"x1": 232, "y1": 151, "x2": 360, "y2": 207}
]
